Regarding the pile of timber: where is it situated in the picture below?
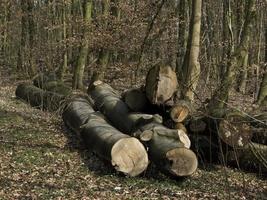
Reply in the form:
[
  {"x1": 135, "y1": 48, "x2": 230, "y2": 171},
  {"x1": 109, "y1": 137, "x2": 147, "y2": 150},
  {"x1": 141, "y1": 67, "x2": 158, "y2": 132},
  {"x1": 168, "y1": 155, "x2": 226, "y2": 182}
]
[{"x1": 15, "y1": 65, "x2": 267, "y2": 177}]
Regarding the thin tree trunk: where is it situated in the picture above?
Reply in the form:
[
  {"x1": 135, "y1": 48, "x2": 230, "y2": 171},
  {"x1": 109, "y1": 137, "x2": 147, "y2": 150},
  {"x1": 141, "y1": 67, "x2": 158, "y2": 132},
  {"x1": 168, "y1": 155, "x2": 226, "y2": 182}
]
[
  {"x1": 27, "y1": 0, "x2": 37, "y2": 76},
  {"x1": 58, "y1": 0, "x2": 68, "y2": 80}
]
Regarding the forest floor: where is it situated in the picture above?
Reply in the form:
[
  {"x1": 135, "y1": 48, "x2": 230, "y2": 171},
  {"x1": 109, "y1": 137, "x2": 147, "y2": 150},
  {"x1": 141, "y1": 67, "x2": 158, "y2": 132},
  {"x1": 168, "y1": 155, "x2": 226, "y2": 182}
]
[{"x1": 0, "y1": 68, "x2": 266, "y2": 200}]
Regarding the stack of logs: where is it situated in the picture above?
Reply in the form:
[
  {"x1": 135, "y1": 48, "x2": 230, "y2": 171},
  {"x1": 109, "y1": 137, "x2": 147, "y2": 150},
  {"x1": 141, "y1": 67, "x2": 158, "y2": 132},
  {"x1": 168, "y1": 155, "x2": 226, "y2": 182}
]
[{"x1": 15, "y1": 64, "x2": 267, "y2": 177}]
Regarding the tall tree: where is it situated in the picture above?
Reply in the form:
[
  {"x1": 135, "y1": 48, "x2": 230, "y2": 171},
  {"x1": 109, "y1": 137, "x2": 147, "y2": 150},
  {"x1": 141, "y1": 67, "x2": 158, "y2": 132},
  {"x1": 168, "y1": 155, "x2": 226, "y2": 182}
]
[
  {"x1": 180, "y1": 0, "x2": 202, "y2": 101},
  {"x1": 256, "y1": 18, "x2": 267, "y2": 105},
  {"x1": 209, "y1": 0, "x2": 256, "y2": 117},
  {"x1": 57, "y1": 0, "x2": 68, "y2": 80},
  {"x1": 72, "y1": 0, "x2": 92, "y2": 89}
]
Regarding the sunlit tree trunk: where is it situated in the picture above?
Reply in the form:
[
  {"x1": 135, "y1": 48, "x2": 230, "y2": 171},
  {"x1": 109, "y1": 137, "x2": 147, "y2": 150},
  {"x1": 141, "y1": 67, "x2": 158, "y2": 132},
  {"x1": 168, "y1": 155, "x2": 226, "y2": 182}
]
[
  {"x1": 181, "y1": 0, "x2": 202, "y2": 101},
  {"x1": 92, "y1": 0, "x2": 110, "y2": 81}
]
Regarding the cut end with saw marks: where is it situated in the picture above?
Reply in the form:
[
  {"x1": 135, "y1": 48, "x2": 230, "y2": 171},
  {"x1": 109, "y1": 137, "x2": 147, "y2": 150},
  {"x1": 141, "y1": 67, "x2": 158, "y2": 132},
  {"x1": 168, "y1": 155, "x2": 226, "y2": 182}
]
[
  {"x1": 111, "y1": 137, "x2": 149, "y2": 177},
  {"x1": 166, "y1": 148, "x2": 198, "y2": 177}
]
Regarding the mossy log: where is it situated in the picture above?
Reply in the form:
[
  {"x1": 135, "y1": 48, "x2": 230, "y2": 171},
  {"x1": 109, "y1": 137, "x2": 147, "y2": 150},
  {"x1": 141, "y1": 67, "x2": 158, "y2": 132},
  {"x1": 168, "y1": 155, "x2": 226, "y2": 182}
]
[
  {"x1": 88, "y1": 81, "x2": 198, "y2": 177},
  {"x1": 62, "y1": 97, "x2": 149, "y2": 177},
  {"x1": 15, "y1": 83, "x2": 65, "y2": 111},
  {"x1": 33, "y1": 72, "x2": 71, "y2": 96},
  {"x1": 33, "y1": 72, "x2": 57, "y2": 88},
  {"x1": 43, "y1": 81, "x2": 71, "y2": 96},
  {"x1": 145, "y1": 64, "x2": 178, "y2": 105},
  {"x1": 226, "y1": 142, "x2": 267, "y2": 173}
]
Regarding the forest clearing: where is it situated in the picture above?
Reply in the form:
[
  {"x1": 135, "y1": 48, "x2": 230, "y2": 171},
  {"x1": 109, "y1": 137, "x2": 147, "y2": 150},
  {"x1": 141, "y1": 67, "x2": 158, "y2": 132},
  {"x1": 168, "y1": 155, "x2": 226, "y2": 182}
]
[{"x1": 0, "y1": 0, "x2": 267, "y2": 199}]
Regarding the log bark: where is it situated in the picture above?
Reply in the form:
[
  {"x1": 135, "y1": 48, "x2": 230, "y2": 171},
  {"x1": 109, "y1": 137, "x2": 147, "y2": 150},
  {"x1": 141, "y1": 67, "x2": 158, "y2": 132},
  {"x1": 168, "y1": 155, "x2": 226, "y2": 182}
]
[
  {"x1": 62, "y1": 97, "x2": 149, "y2": 177},
  {"x1": 88, "y1": 81, "x2": 198, "y2": 177},
  {"x1": 62, "y1": 96, "x2": 95, "y2": 132},
  {"x1": 15, "y1": 83, "x2": 65, "y2": 111},
  {"x1": 145, "y1": 64, "x2": 178, "y2": 105}
]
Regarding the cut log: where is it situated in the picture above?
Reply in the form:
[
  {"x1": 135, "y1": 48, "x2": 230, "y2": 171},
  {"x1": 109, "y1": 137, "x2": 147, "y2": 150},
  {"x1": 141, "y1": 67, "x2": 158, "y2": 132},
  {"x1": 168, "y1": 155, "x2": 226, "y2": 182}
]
[
  {"x1": 88, "y1": 81, "x2": 198, "y2": 176},
  {"x1": 15, "y1": 83, "x2": 65, "y2": 111},
  {"x1": 122, "y1": 88, "x2": 149, "y2": 112},
  {"x1": 170, "y1": 101, "x2": 190, "y2": 123},
  {"x1": 145, "y1": 64, "x2": 178, "y2": 105},
  {"x1": 62, "y1": 97, "x2": 149, "y2": 177}
]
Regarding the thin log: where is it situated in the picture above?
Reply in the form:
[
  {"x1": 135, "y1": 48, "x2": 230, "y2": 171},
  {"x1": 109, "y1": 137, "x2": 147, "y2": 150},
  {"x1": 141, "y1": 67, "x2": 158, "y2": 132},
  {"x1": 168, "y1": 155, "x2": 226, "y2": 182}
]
[
  {"x1": 15, "y1": 83, "x2": 65, "y2": 111},
  {"x1": 62, "y1": 97, "x2": 149, "y2": 177},
  {"x1": 88, "y1": 81, "x2": 197, "y2": 177}
]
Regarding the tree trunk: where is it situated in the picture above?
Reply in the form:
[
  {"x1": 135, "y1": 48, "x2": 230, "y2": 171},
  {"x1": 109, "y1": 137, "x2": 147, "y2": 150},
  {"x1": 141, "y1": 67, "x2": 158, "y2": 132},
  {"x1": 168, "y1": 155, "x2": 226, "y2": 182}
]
[
  {"x1": 88, "y1": 81, "x2": 198, "y2": 177},
  {"x1": 257, "y1": 22, "x2": 267, "y2": 104},
  {"x1": 208, "y1": 0, "x2": 256, "y2": 117},
  {"x1": 181, "y1": 0, "x2": 202, "y2": 101},
  {"x1": 62, "y1": 97, "x2": 149, "y2": 176},
  {"x1": 58, "y1": 0, "x2": 68, "y2": 80},
  {"x1": 72, "y1": 0, "x2": 92, "y2": 89},
  {"x1": 17, "y1": 0, "x2": 28, "y2": 74},
  {"x1": 27, "y1": 0, "x2": 37, "y2": 77}
]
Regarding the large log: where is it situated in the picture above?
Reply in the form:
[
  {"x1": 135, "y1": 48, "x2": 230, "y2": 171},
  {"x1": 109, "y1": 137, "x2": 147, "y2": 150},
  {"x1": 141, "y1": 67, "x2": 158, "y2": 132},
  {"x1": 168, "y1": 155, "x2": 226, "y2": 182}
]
[
  {"x1": 88, "y1": 81, "x2": 198, "y2": 177},
  {"x1": 62, "y1": 97, "x2": 149, "y2": 177},
  {"x1": 62, "y1": 96, "x2": 94, "y2": 132},
  {"x1": 145, "y1": 64, "x2": 178, "y2": 105},
  {"x1": 15, "y1": 83, "x2": 65, "y2": 111}
]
